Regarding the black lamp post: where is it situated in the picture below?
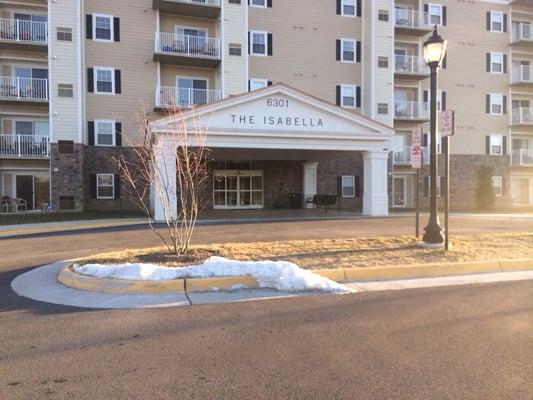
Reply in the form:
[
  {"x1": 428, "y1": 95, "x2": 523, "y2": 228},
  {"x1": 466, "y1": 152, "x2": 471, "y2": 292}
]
[{"x1": 422, "y1": 26, "x2": 447, "y2": 244}]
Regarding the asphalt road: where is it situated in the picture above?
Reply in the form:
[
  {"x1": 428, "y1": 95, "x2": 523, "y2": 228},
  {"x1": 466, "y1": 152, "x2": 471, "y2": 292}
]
[{"x1": 0, "y1": 215, "x2": 532, "y2": 399}]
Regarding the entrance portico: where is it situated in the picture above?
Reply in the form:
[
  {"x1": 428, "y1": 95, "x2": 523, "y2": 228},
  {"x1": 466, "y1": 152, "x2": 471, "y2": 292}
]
[{"x1": 149, "y1": 83, "x2": 394, "y2": 221}]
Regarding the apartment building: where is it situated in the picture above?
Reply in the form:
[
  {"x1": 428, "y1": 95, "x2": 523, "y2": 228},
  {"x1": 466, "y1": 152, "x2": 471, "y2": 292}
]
[{"x1": 0, "y1": 0, "x2": 532, "y2": 215}]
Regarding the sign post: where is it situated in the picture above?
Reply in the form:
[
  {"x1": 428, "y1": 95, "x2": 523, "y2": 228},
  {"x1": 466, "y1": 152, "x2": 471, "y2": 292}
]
[
  {"x1": 440, "y1": 110, "x2": 455, "y2": 251},
  {"x1": 411, "y1": 127, "x2": 423, "y2": 238}
]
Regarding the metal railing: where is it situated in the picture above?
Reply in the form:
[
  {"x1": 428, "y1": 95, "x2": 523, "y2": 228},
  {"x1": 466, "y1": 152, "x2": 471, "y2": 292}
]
[
  {"x1": 394, "y1": 55, "x2": 429, "y2": 75},
  {"x1": 512, "y1": 22, "x2": 533, "y2": 42},
  {"x1": 511, "y1": 65, "x2": 533, "y2": 84},
  {"x1": 394, "y1": 100, "x2": 430, "y2": 119},
  {"x1": 512, "y1": 149, "x2": 533, "y2": 166},
  {"x1": 393, "y1": 146, "x2": 429, "y2": 165},
  {"x1": 168, "y1": 0, "x2": 221, "y2": 5},
  {"x1": 0, "y1": 134, "x2": 50, "y2": 158},
  {"x1": 512, "y1": 107, "x2": 533, "y2": 125},
  {"x1": 394, "y1": 8, "x2": 430, "y2": 28},
  {"x1": 155, "y1": 32, "x2": 221, "y2": 58},
  {"x1": 156, "y1": 86, "x2": 221, "y2": 108},
  {"x1": 0, "y1": 76, "x2": 48, "y2": 101},
  {"x1": 0, "y1": 18, "x2": 47, "y2": 43}
]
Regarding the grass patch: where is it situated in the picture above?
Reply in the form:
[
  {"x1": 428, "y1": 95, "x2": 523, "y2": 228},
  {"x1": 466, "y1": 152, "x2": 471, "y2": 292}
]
[
  {"x1": 0, "y1": 211, "x2": 143, "y2": 226},
  {"x1": 78, "y1": 233, "x2": 533, "y2": 269}
]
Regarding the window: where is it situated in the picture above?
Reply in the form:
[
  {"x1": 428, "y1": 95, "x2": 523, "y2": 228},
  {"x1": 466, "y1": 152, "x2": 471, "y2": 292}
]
[
  {"x1": 58, "y1": 84, "x2": 73, "y2": 98},
  {"x1": 429, "y1": 4, "x2": 443, "y2": 26},
  {"x1": 250, "y1": 31, "x2": 267, "y2": 55},
  {"x1": 57, "y1": 27, "x2": 72, "y2": 41},
  {"x1": 378, "y1": 9, "x2": 389, "y2": 22},
  {"x1": 490, "y1": 52, "x2": 503, "y2": 73},
  {"x1": 377, "y1": 103, "x2": 389, "y2": 115},
  {"x1": 490, "y1": 134, "x2": 503, "y2": 155},
  {"x1": 490, "y1": 11, "x2": 503, "y2": 32},
  {"x1": 94, "y1": 67, "x2": 114, "y2": 94},
  {"x1": 342, "y1": 0, "x2": 356, "y2": 16},
  {"x1": 378, "y1": 56, "x2": 389, "y2": 68},
  {"x1": 93, "y1": 14, "x2": 113, "y2": 41},
  {"x1": 229, "y1": 0, "x2": 241, "y2": 3},
  {"x1": 251, "y1": 0, "x2": 266, "y2": 7},
  {"x1": 341, "y1": 84, "x2": 356, "y2": 108},
  {"x1": 250, "y1": 79, "x2": 268, "y2": 91},
  {"x1": 341, "y1": 176, "x2": 356, "y2": 197},
  {"x1": 490, "y1": 94, "x2": 504, "y2": 115},
  {"x1": 95, "y1": 120, "x2": 115, "y2": 146},
  {"x1": 229, "y1": 43, "x2": 242, "y2": 56},
  {"x1": 341, "y1": 39, "x2": 356, "y2": 62},
  {"x1": 96, "y1": 173, "x2": 114, "y2": 199},
  {"x1": 492, "y1": 176, "x2": 503, "y2": 196}
]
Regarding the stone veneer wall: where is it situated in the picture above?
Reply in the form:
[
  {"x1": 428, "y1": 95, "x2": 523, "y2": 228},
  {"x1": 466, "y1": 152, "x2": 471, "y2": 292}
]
[
  {"x1": 263, "y1": 160, "x2": 303, "y2": 208},
  {"x1": 50, "y1": 143, "x2": 85, "y2": 211}
]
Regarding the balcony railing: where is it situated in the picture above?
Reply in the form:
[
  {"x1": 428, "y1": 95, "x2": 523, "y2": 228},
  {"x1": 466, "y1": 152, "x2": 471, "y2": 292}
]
[
  {"x1": 394, "y1": 55, "x2": 429, "y2": 75},
  {"x1": 394, "y1": 100, "x2": 429, "y2": 120},
  {"x1": 156, "y1": 86, "x2": 221, "y2": 108},
  {"x1": 394, "y1": 8, "x2": 430, "y2": 29},
  {"x1": 512, "y1": 149, "x2": 533, "y2": 166},
  {"x1": 172, "y1": 0, "x2": 220, "y2": 5},
  {"x1": 511, "y1": 65, "x2": 533, "y2": 84},
  {"x1": 155, "y1": 32, "x2": 221, "y2": 58},
  {"x1": 512, "y1": 22, "x2": 533, "y2": 42},
  {"x1": 0, "y1": 134, "x2": 49, "y2": 158},
  {"x1": 0, "y1": 18, "x2": 47, "y2": 44},
  {"x1": 0, "y1": 76, "x2": 48, "y2": 101},
  {"x1": 512, "y1": 107, "x2": 533, "y2": 125},
  {"x1": 393, "y1": 146, "x2": 429, "y2": 165}
]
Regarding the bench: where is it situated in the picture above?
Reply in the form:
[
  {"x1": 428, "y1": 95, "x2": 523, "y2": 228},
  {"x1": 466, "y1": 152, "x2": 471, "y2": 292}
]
[{"x1": 306, "y1": 194, "x2": 340, "y2": 213}]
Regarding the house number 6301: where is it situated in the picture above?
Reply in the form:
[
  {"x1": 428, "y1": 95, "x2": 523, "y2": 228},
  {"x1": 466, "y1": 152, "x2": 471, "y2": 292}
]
[{"x1": 267, "y1": 98, "x2": 289, "y2": 107}]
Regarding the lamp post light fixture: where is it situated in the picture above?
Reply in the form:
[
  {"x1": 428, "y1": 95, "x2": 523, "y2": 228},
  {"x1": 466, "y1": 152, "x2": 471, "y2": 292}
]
[{"x1": 422, "y1": 26, "x2": 447, "y2": 244}]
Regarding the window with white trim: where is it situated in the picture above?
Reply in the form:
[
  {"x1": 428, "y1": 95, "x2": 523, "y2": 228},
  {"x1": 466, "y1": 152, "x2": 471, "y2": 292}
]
[
  {"x1": 93, "y1": 14, "x2": 113, "y2": 41},
  {"x1": 341, "y1": 0, "x2": 356, "y2": 16},
  {"x1": 378, "y1": 56, "x2": 389, "y2": 68},
  {"x1": 490, "y1": 52, "x2": 503, "y2": 73},
  {"x1": 251, "y1": 0, "x2": 266, "y2": 7},
  {"x1": 377, "y1": 103, "x2": 389, "y2": 115},
  {"x1": 229, "y1": 43, "x2": 242, "y2": 56},
  {"x1": 492, "y1": 176, "x2": 503, "y2": 196},
  {"x1": 97, "y1": 173, "x2": 114, "y2": 199},
  {"x1": 341, "y1": 85, "x2": 356, "y2": 108},
  {"x1": 490, "y1": 11, "x2": 503, "y2": 32},
  {"x1": 490, "y1": 134, "x2": 503, "y2": 155},
  {"x1": 95, "y1": 67, "x2": 114, "y2": 94},
  {"x1": 58, "y1": 84, "x2": 73, "y2": 98},
  {"x1": 341, "y1": 176, "x2": 356, "y2": 197},
  {"x1": 490, "y1": 94, "x2": 504, "y2": 115},
  {"x1": 429, "y1": 4, "x2": 443, "y2": 26},
  {"x1": 341, "y1": 39, "x2": 356, "y2": 62},
  {"x1": 251, "y1": 31, "x2": 267, "y2": 55},
  {"x1": 250, "y1": 79, "x2": 268, "y2": 91},
  {"x1": 57, "y1": 27, "x2": 72, "y2": 41},
  {"x1": 378, "y1": 9, "x2": 389, "y2": 22},
  {"x1": 95, "y1": 120, "x2": 115, "y2": 146}
]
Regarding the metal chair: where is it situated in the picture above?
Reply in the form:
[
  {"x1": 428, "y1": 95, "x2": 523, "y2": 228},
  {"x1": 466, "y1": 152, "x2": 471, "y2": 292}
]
[{"x1": 13, "y1": 197, "x2": 27, "y2": 212}]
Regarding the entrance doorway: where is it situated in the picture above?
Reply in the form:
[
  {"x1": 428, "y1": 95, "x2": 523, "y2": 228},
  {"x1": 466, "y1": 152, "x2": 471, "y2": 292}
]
[
  {"x1": 11, "y1": 173, "x2": 49, "y2": 210},
  {"x1": 213, "y1": 170, "x2": 263, "y2": 209}
]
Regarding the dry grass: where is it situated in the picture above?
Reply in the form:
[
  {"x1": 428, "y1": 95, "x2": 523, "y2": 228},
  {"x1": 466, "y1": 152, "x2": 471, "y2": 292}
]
[{"x1": 78, "y1": 233, "x2": 533, "y2": 270}]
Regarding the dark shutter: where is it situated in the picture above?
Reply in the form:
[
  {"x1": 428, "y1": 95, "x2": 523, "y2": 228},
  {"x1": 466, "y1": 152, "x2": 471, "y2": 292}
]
[
  {"x1": 503, "y1": 14, "x2": 508, "y2": 33},
  {"x1": 424, "y1": 177, "x2": 429, "y2": 197},
  {"x1": 88, "y1": 121, "x2": 95, "y2": 145},
  {"x1": 354, "y1": 176, "x2": 361, "y2": 197},
  {"x1": 441, "y1": 91, "x2": 446, "y2": 111},
  {"x1": 503, "y1": 136, "x2": 507, "y2": 155},
  {"x1": 486, "y1": 53, "x2": 491, "y2": 72},
  {"x1": 248, "y1": 80, "x2": 251, "y2": 91},
  {"x1": 267, "y1": 0, "x2": 272, "y2": 7},
  {"x1": 337, "y1": 176, "x2": 343, "y2": 196},
  {"x1": 423, "y1": 133, "x2": 429, "y2": 147},
  {"x1": 114, "y1": 174, "x2": 121, "y2": 199},
  {"x1": 423, "y1": 90, "x2": 428, "y2": 103},
  {"x1": 113, "y1": 17, "x2": 120, "y2": 42},
  {"x1": 87, "y1": 68, "x2": 94, "y2": 92},
  {"x1": 114, "y1": 69, "x2": 121, "y2": 94},
  {"x1": 356, "y1": 86, "x2": 361, "y2": 108},
  {"x1": 486, "y1": 95, "x2": 491, "y2": 114},
  {"x1": 86, "y1": 14, "x2": 93, "y2": 40},
  {"x1": 247, "y1": 31, "x2": 250, "y2": 54},
  {"x1": 356, "y1": 41, "x2": 361, "y2": 62},
  {"x1": 115, "y1": 122, "x2": 122, "y2": 146},
  {"x1": 356, "y1": 0, "x2": 362, "y2": 17},
  {"x1": 267, "y1": 33, "x2": 273, "y2": 56},
  {"x1": 336, "y1": 39, "x2": 341, "y2": 61},
  {"x1": 486, "y1": 12, "x2": 491, "y2": 31},
  {"x1": 503, "y1": 54, "x2": 507, "y2": 73},
  {"x1": 486, "y1": 135, "x2": 491, "y2": 154},
  {"x1": 423, "y1": 4, "x2": 428, "y2": 13},
  {"x1": 442, "y1": 6, "x2": 447, "y2": 26},
  {"x1": 267, "y1": 80, "x2": 273, "y2": 86},
  {"x1": 90, "y1": 174, "x2": 97, "y2": 198},
  {"x1": 503, "y1": 95, "x2": 507, "y2": 114},
  {"x1": 336, "y1": 0, "x2": 341, "y2": 15},
  {"x1": 336, "y1": 85, "x2": 341, "y2": 106}
]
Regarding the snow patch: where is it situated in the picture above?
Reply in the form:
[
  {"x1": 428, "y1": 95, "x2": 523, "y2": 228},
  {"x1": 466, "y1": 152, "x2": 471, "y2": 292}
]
[{"x1": 73, "y1": 256, "x2": 352, "y2": 293}]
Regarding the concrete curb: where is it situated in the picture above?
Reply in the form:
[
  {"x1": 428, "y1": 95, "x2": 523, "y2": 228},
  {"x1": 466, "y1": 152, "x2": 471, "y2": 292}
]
[{"x1": 57, "y1": 259, "x2": 533, "y2": 294}]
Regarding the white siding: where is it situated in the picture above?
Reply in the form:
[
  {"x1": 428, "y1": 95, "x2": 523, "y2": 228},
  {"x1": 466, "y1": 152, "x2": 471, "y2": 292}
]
[{"x1": 222, "y1": 0, "x2": 247, "y2": 97}]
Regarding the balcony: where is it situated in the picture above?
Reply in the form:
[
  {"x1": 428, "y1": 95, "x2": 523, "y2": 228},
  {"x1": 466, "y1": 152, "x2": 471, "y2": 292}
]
[
  {"x1": 511, "y1": 65, "x2": 533, "y2": 85},
  {"x1": 393, "y1": 146, "x2": 429, "y2": 165},
  {"x1": 394, "y1": 101, "x2": 430, "y2": 121},
  {"x1": 511, "y1": 149, "x2": 533, "y2": 166},
  {"x1": 0, "y1": 18, "x2": 47, "y2": 52},
  {"x1": 512, "y1": 107, "x2": 533, "y2": 126},
  {"x1": 0, "y1": 134, "x2": 49, "y2": 159},
  {"x1": 152, "y1": 0, "x2": 220, "y2": 18},
  {"x1": 394, "y1": 8, "x2": 431, "y2": 36},
  {"x1": 154, "y1": 32, "x2": 221, "y2": 68},
  {"x1": 155, "y1": 86, "x2": 221, "y2": 109},
  {"x1": 394, "y1": 55, "x2": 429, "y2": 80},
  {"x1": 0, "y1": 76, "x2": 48, "y2": 105},
  {"x1": 511, "y1": 23, "x2": 533, "y2": 47}
]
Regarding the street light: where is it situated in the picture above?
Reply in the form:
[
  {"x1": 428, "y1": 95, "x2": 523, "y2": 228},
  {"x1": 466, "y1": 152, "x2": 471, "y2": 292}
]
[{"x1": 422, "y1": 26, "x2": 447, "y2": 244}]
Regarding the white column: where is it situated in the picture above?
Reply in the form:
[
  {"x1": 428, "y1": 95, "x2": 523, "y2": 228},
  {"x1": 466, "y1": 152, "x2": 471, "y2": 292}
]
[
  {"x1": 362, "y1": 151, "x2": 389, "y2": 216},
  {"x1": 303, "y1": 161, "x2": 318, "y2": 208},
  {"x1": 152, "y1": 138, "x2": 177, "y2": 222}
]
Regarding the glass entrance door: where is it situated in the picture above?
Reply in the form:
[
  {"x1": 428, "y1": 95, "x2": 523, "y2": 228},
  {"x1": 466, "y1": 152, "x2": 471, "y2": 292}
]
[
  {"x1": 213, "y1": 170, "x2": 263, "y2": 209},
  {"x1": 16, "y1": 175, "x2": 33, "y2": 210},
  {"x1": 13, "y1": 173, "x2": 50, "y2": 210}
]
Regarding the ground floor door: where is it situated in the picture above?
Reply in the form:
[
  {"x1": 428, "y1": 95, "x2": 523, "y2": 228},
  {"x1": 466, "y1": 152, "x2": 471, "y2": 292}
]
[
  {"x1": 16, "y1": 175, "x2": 33, "y2": 210},
  {"x1": 511, "y1": 177, "x2": 532, "y2": 205},
  {"x1": 8, "y1": 173, "x2": 49, "y2": 211},
  {"x1": 213, "y1": 170, "x2": 263, "y2": 209},
  {"x1": 392, "y1": 175, "x2": 414, "y2": 208}
]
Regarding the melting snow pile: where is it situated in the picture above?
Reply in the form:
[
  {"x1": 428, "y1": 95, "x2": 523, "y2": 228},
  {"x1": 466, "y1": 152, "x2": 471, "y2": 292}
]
[{"x1": 73, "y1": 256, "x2": 351, "y2": 293}]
